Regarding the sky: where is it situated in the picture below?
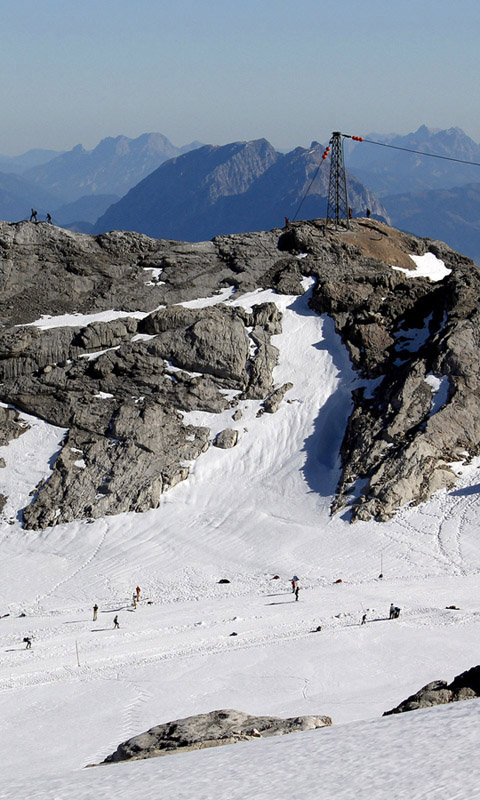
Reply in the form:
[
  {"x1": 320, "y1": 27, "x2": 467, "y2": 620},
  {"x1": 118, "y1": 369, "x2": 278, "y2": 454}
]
[{"x1": 1, "y1": 0, "x2": 480, "y2": 155}]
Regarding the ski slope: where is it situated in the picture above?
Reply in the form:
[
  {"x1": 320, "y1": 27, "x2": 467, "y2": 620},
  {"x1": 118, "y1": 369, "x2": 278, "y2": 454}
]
[{"x1": 1, "y1": 278, "x2": 480, "y2": 799}]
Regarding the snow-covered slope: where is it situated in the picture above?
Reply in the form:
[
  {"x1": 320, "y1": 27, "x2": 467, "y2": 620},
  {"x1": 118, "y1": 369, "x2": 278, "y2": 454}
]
[{"x1": 1, "y1": 282, "x2": 480, "y2": 799}]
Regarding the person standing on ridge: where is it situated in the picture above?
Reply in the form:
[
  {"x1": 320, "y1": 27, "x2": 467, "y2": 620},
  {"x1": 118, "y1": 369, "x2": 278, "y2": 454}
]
[
  {"x1": 46, "y1": 213, "x2": 52, "y2": 224},
  {"x1": 30, "y1": 208, "x2": 37, "y2": 222},
  {"x1": 93, "y1": 604, "x2": 98, "y2": 621}
]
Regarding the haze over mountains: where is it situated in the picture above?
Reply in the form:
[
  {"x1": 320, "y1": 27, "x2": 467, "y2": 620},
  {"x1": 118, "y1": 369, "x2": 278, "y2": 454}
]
[
  {"x1": 1, "y1": 125, "x2": 480, "y2": 260},
  {"x1": 345, "y1": 125, "x2": 480, "y2": 262},
  {"x1": 94, "y1": 139, "x2": 386, "y2": 241},
  {"x1": 0, "y1": 133, "x2": 202, "y2": 228}
]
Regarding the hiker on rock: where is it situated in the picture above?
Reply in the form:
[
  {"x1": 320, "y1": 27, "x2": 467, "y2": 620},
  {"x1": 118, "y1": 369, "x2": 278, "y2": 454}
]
[
  {"x1": 93, "y1": 604, "x2": 98, "y2": 621},
  {"x1": 113, "y1": 615, "x2": 120, "y2": 629},
  {"x1": 30, "y1": 208, "x2": 37, "y2": 222},
  {"x1": 366, "y1": 208, "x2": 371, "y2": 218},
  {"x1": 46, "y1": 213, "x2": 52, "y2": 224}
]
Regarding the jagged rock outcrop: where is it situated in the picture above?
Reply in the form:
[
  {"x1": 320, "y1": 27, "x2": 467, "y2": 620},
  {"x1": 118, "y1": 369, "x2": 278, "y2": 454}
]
[
  {"x1": 307, "y1": 226, "x2": 480, "y2": 522},
  {"x1": 1, "y1": 217, "x2": 480, "y2": 527},
  {"x1": 100, "y1": 708, "x2": 332, "y2": 764},
  {"x1": 384, "y1": 665, "x2": 480, "y2": 715},
  {"x1": 1, "y1": 300, "x2": 281, "y2": 528}
]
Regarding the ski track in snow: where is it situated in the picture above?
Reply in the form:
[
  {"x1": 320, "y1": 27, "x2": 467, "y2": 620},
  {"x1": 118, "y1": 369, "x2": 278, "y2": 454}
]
[{"x1": 1, "y1": 281, "x2": 480, "y2": 797}]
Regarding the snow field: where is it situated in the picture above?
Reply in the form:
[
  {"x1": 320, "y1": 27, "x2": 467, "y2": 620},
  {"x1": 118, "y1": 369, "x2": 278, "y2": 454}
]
[{"x1": 1, "y1": 280, "x2": 480, "y2": 797}]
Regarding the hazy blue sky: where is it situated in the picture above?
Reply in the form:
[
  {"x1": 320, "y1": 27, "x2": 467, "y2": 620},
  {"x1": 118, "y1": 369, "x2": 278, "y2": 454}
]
[{"x1": 2, "y1": 0, "x2": 480, "y2": 155}]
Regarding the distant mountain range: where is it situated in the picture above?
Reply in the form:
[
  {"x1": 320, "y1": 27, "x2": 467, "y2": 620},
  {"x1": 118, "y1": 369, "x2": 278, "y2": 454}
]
[
  {"x1": 1, "y1": 125, "x2": 480, "y2": 262},
  {"x1": 22, "y1": 133, "x2": 203, "y2": 203},
  {"x1": 0, "y1": 148, "x2": 63, "y2": 174},
  {"x1": 346, "y1": 125, "x2": 480, "y2": 196},
  {"x1": 344, "y1": 126, "x2": 480, "y2": 263},
  {"x1": 94, "y1": 139, "x2": 386, "y2": 241}
]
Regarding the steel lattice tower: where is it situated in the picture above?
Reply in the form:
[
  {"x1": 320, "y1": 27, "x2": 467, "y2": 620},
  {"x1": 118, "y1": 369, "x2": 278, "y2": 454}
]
[{"x1": 326, "y1": 132, "x2": 349, "y2": 229}]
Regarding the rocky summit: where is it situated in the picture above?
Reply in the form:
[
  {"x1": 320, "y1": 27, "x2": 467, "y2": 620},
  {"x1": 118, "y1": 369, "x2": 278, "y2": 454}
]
[{"x1": 0, "y1": 217, "x2": 479, "y2": 529}]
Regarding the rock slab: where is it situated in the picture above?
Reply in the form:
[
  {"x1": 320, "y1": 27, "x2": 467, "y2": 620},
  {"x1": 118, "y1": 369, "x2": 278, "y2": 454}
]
[{"x1": 101, "y1": 708, "x2": 332, "y2": 764}]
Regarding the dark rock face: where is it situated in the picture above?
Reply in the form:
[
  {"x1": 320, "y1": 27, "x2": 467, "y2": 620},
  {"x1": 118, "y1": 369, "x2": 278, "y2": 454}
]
[
  {"x1": 384, "y1": 665, "x2": 480, "y2": 715},
  {"x1": 1, "y1": 217, "x2": 480, "y2": 528},
  {"x1": 101, "y1": 708, "x2": 332, "y2": 764}
]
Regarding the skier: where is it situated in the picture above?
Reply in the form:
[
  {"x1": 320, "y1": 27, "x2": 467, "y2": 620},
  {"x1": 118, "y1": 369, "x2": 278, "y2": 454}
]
[
  {"x1": 291, "y1": 577, "x2": 296, "y2": 594},
  {"x1": 295, "y1": 583, "x2": 300, "y2": 601},
  {"x1": 24, "y1": 636, "x2": 32, "y2": 649},
  {"x1": 389, "y1": 603, "x2": 395, "y2": 619},
  {"x1": 136, "y1": 586, "x2": 141, "y2": 602},
  {"x1": 361, "y1": 613, "x2": 367, "y2": 625},
  {"x1": 29, "y1": 208, "x2": 37, "y2": 222},
  {"x1": 393, "y1": 606, "x2": 401, "y2": 619},
  {"x1": 113, "y1": 615, "x2": 120, "y2": 629},
  {"x1": 132, "y1": 592, "x2": 137, "y2": 608},
  {"x1": 93, "y1": 603, "x2": 98, "y2": 621}
]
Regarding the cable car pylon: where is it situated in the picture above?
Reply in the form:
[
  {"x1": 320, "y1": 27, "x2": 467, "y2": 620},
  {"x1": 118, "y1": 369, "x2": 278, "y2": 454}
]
[{"x1": 326, "y1": 131, "x2": 350, "y2": 229}]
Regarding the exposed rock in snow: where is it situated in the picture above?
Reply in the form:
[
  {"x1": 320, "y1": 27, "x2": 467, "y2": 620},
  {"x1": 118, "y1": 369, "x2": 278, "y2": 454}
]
[
  {"x1": 384, "y1": 665, "x2": 480, "y2": 715},
  {"x1": 100, "y1": 708, "x2": 332, "y2": 764},
  {"x1": 213, "y1": 429, "x2": 239, "y2": 449}
]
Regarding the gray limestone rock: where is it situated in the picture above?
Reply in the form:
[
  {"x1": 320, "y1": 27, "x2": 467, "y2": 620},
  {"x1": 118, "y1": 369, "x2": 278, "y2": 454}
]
[
  {"x1": 100, "y1": 708, "x2": 332, "y2": 764},
  {"x1": 214, "y1": 429, "x2": 239, "y2": 449},
  {"x1": 384, "y1": 665, "x2": 480, "y2": 715},
  {"x1": 263, "y1": 382, "x2": 293, "y2": 413}
]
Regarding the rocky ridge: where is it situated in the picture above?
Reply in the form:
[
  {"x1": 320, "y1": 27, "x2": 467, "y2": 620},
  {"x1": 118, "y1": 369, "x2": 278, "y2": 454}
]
[{"x1": 1, "y1": 218, "x2": 479, "y2": 528}]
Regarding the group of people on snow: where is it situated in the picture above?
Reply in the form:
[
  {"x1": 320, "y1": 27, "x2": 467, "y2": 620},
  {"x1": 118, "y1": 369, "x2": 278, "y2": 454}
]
[{"x1": 17, "y1": 578, "x2": 403, "y2": 650}]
